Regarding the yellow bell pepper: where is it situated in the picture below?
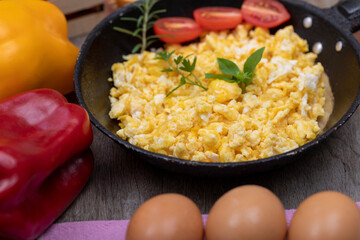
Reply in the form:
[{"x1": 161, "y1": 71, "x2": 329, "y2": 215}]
[{"x1": 0, "y1": 0, "x2": 79, "y2": 100}]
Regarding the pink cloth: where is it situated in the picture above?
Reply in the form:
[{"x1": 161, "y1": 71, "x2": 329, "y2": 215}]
[
  {"x1": 39, "y1": 211, "x2": 297, "y2": 240},
  {"x1": 40, "y1": 203, "x2": 360, "y2": 239}
]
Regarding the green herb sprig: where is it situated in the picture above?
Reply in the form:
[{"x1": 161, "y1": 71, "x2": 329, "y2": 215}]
[
  {"x1": 156, "y1": 51, "x2": 208, "y2": 97},
  {"x1": 113, "y1": 0, "x2": 170, "y2": 53},
  {"x1": 205, "y1": 47, "x2": 265, "y2": 91}
]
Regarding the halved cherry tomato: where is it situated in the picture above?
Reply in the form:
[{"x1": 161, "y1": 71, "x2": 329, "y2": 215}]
[
  {"x1": 193, "y1": 7, "x2": 243, "y2": 31},
  {"x1": 153, "y1": 17, "x2": 202, "y2": 44},
  {"x1": 241, "y1": 0, "x2": 290, "y2": 28}
]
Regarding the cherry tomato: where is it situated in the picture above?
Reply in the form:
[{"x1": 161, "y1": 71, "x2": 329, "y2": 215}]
[
  {"x1": 193, "y1": 7, "x2": 243, "y2": 31},
  {"x1": 153, "y1": 17, "x2": 202, "y2": 44},
  {"x1": 241, "y1": 0, "x2": 290, "y2": 28}
]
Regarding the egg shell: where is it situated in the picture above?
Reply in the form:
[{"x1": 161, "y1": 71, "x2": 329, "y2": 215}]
[
  {"x1": 205, "y1": 185, "x2": 287, "y2": 240},
  {"x1": 288, "y1": 191, "x2": 360, "y2": 240},
  {"x1": 125, "y1": 193, "x2": 204, "y2": 240}
]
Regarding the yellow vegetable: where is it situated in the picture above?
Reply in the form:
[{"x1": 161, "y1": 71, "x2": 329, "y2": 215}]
[{"x1": 0, "y1": 0, "x2": 79, "y2": 100}]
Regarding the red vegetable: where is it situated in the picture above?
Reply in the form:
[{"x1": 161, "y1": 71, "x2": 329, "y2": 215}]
[
  {"x1": 0, "y1": 89, "x2": 94, "y2": 240},
  {"x1": 241, "y1": 0, "x2": 290, "y2": 28},
  {"x1": 153, "y1": 17, "x2": 202, "y2": 44},
  {"x1": 193, "y1": 7, "x2": 243, "y2": 31}
]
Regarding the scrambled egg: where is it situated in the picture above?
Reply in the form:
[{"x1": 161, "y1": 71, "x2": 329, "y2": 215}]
[{"x1": 108, "y1": 25, "x2": 326, "y2": 163}]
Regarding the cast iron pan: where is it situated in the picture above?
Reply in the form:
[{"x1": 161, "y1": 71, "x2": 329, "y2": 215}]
[{"x1": 75, "y1": 0, "x2": 360, "y2": 176}]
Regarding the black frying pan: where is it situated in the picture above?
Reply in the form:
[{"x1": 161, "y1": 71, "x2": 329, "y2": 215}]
[{"x1": 74, "y1": 0, "x2": 360, "y2": 176}]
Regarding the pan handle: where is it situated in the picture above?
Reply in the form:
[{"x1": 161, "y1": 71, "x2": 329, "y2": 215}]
[{"x1": 332, "y1": 0, "x2": 360, "y2": 33}]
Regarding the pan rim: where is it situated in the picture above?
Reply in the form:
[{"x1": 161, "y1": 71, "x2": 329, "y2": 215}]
[{"x1": 74, "y1": 0, "x2": 360, "y2": 173}]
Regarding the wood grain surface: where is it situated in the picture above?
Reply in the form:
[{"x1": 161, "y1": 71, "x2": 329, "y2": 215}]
[
  {"x1": 58, "y1": 108, "x2": 360, "y2": 221},
  {"x1": 59, "y1": 0, "x2": 360, "y2": 222}
]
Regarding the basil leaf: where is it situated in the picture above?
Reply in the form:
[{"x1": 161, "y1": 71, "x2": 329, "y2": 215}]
[
  {"x1": 236, "y1": 72, "x2": 252, "y2": 82},
  {"x1": 217, "y1": 58, "x2": 241, "y2": 76},
  {"x1": 222, "y1": 78, "x2": 238, "y2": 83},
  {"x1": 243, "y1": 47, "x2": 265, "y2": 74},
  {"x1": 205, "y1": 73, "x2": 234, "y2": 82},
  {"x1": 161, "y1": 68, "x2": 173, "y2": 73},
  {"x1": 240, "y1": 72, "x2": 253, "y2": 86}
]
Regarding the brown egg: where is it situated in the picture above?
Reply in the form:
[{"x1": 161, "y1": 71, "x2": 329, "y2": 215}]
[
  {"x1": 288, "y1": 191, "x2": 360, "y2": 240},
  {"x1": 126, "y1": 193, "x2": 203, "y2": 240},
  {"x1": 205, "y1": 185, "x2": 287, "y2": 240}
]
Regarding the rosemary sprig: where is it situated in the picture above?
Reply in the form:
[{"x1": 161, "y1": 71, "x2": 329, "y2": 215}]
[
  {"x1": 113, "y1": 0, "x2": 170, "y2": 53},
  {"x1": 156, "y1": 51, "x2": 208, "y2": 97},
  {"x1": 205, "y1": 47, "x2": 265, "y2": 91}
]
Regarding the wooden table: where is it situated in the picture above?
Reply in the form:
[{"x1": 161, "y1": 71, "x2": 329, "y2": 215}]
[{"x1": 58, "y1": 0, "x2": 360, "y2": 223}]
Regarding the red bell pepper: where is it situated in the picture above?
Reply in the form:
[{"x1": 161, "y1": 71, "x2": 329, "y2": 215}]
[{"x1": 0, "y1": 89, "x2": 94, "y2": 240}]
